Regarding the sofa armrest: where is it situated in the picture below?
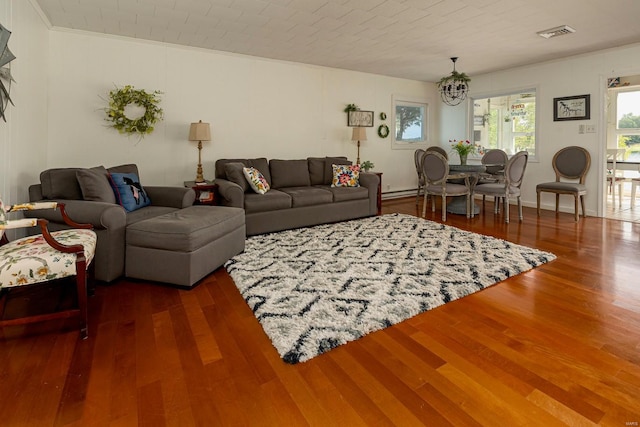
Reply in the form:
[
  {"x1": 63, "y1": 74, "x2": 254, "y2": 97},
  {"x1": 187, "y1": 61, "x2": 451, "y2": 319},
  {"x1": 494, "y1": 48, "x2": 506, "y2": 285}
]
[
  {"x1": 23, "y1": 199, "x2": 127, "y2": 230},
  {"x1": 146, "y1": 186, "x2": 196, "y2": 208},
  {"x1": 359, "y1": 172, "x2": 380, "y2": 215},
  {"x1": 215, "y1": 178, "x2": 245, "y2": 208}
]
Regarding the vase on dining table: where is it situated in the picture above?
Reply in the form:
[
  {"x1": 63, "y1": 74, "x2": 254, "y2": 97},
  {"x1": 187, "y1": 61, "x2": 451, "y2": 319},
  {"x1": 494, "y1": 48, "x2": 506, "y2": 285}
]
[{"x1": 459, "y1": 153, "x2": 467, "y2": 165}]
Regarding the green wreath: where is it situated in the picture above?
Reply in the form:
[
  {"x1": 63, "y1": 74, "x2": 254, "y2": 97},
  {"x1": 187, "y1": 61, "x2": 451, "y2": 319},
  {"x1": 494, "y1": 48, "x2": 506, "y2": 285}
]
[
  {"x1": 378, "y1": 124, "x2": 389, "y2": 138},
  {"x1": 105, "y1": 85, "x2": 163, "y2": 137}
]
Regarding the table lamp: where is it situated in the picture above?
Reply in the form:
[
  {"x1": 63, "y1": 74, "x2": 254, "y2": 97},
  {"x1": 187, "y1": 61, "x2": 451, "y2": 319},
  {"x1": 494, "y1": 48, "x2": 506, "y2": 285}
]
[
  {"x1": 188, "y1": 120, "x2": 211, "y2": 183},
  {"x1": 351, "y1": 127, "x2": 367, "y2": 164}
]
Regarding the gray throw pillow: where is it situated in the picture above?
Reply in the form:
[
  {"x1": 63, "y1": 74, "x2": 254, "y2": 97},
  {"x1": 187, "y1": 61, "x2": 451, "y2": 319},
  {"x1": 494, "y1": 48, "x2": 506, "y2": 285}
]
[
  {"x1": 224, "y1": 162, "x2": 250, "y2": 192},
  {"x1": 76, "y1": 166, "x2": 117, "y2": 203}
]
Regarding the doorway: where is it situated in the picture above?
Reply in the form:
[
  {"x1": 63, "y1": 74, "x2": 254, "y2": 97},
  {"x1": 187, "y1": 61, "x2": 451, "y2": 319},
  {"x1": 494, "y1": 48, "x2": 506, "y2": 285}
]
[{"x1": 604, "y1": 75, "x2": 640, "y2": 222}]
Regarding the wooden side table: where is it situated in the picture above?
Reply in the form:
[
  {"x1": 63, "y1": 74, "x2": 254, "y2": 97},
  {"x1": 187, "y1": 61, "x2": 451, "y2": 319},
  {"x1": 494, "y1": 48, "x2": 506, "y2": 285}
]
[
  {"x1": 184, "y1": 180, "x2": 217, "y2": 205},
  {"x1": 374, "y1": 172, "x2": 383, "y2": 215}
]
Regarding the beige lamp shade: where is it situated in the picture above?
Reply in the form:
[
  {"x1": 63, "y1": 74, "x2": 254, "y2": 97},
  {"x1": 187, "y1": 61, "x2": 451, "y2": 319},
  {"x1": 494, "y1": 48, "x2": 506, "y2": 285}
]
[
  {"x1": 188, "y1": 120, "x2": 211, "y2": 141},
  {"x1": 351, "y1": 127, "x2": 367, "y2": 142}
]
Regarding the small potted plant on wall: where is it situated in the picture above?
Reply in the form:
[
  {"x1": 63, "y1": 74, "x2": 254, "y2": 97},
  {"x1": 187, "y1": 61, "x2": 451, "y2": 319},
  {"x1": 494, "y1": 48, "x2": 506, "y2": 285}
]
[{"x1": 360, "y1": 160, "x2": 375, "y2": 172}]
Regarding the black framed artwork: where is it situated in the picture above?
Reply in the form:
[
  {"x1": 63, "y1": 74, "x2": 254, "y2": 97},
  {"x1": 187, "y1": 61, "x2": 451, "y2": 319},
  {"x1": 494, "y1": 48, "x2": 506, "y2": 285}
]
[
  {"x1": 347, "y1": 110, "x2": 374, "y2": 127},
  {"x1": 553, "y1": 94, "x2": 590, "y2": 121}
]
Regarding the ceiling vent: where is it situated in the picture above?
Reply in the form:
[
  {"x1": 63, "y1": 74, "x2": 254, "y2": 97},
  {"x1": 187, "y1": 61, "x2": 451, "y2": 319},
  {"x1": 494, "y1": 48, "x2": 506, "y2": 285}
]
[{"x1": 537, "y1": 25, "x2": 576, "y2": 39}]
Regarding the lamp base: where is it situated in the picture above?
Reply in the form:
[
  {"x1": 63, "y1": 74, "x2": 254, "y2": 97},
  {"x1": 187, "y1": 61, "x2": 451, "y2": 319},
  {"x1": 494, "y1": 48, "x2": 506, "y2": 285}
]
[{"x1": 195, "y1": 141, "x2": 206, "y2": 183}]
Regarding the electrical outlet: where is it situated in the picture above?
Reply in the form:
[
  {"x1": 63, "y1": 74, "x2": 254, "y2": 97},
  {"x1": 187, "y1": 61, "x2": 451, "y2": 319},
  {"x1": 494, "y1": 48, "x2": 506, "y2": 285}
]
[
  {"x1": 578, "y1": 125, "x2": 585, "y2": 134},
  {"x1": 586, "y1": 125, "x2": 596, "y2": 133}
]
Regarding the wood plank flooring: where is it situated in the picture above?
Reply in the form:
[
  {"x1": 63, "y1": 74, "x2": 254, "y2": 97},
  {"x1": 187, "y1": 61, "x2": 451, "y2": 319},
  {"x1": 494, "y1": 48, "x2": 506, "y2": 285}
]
[{"x1": 1, "y1": 197, "x2": 640, "y2": 426}]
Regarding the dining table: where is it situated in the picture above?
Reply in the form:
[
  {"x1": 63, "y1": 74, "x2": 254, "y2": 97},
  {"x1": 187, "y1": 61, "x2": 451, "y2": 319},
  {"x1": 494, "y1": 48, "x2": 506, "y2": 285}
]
[{"x1": 447, "y1": 164, "x2": 487, "y2": 215}]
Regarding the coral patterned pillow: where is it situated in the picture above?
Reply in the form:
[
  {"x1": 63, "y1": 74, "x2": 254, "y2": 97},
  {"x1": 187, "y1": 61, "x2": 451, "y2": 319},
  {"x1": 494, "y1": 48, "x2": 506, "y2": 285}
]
[
  {"x1": 331, "y1": 164, "x2": 360, "y2": 187},
  {"x1": 243, "y1": 167, "x2": 271, "y2": 194}
]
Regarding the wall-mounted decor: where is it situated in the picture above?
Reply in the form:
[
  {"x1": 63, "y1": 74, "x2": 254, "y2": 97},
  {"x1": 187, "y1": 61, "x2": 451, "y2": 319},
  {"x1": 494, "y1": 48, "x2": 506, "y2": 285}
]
[
  {"x1": 553, "y1": 94, "x2": 590, "y2": 121},
  {"x1": 0, "y1": 23, "x2": 16, "y2": 122},
  {"x1": 347, "y1": 110, "x2": 374, "y2": 127},
  {"x1": 473, "y1": 115, "x2": 485, "y2": 126},
  {"x1": 105, "y1": 85, "x2": 163, "y2": 138},
  {"x1": 379, "y1": 112, "x2": 386, "y2": 120},
  {"x1": 377, "y1": 124, "x2": 389, "y2": 138}
]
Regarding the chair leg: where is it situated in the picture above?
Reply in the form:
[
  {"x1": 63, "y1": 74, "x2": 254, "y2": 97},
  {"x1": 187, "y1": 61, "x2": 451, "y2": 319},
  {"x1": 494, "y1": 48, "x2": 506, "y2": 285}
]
[
  {"x1": 442, "y1": 194, "x2": 446, "y2": 221},
  {"x1": 536, "y1": 190, "x2": 541, "y2": 216},
  {"x1": 505, "y1": 196, "x2": 510, "y2": 223},
  {"x1": 555, "y1": 194, "x2": 560, "y2": 212},
  {"x1": 574, "y1": 195, "x2": 579, "y2": 222},
  {"x1": 415, "y1": 186, "x2": 421, "y2": 205},
  {"x1": 422, "y1": 192, "x2": 427, "y2": 217},
  {"x1": 580, "y1": 195, "x2": 587, "y2": 218},
  {"x1": 74, "y1": 255, "x2": 89, "y2": 340},
  {"x1": 466, "y1": 194, "x2": 471, "y2": 218},
  {"x1": 518, "y1": 196, "x2": 523, "y2": 221}
]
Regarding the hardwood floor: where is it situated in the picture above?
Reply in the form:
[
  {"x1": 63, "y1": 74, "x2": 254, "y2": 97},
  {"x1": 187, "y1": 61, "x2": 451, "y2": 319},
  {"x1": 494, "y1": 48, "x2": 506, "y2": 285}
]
[{"x1": 2, "y1": 197, "x2": 640, "y2": 426}]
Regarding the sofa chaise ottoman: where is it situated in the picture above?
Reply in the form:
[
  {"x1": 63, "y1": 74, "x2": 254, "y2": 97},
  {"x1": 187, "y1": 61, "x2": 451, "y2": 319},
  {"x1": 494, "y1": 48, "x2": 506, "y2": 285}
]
[{"x1": 125, "y1": 205, "x2": 245, "y2": 288}]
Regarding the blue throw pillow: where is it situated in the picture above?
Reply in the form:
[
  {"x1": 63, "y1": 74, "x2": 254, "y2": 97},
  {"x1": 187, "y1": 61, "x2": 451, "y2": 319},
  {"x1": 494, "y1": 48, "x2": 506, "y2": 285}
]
[{"x1": 109, "y1": 172, "x2": 151, "y2": 212}]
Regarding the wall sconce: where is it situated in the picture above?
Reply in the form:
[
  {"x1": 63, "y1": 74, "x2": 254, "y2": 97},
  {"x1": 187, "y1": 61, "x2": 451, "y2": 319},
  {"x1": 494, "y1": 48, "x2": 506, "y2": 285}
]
[
  {"x1": 351, "y1": 127, "x2": 367, "y2": 164},
  {"x1": 188, "y1": 120, "x2": 211, "y2": 183}
]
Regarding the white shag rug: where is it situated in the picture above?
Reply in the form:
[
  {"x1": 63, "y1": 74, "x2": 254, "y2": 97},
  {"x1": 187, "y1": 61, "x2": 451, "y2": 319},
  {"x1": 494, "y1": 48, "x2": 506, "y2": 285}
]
[{"x1": 225, "y1": 213, "x2": 556, "y2": 364}]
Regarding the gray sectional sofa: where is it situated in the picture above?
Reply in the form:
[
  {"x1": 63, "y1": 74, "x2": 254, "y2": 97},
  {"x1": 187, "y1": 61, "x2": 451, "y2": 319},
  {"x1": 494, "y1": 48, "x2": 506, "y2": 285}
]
[
  {"x1": 214, "y1": 157, "x2": 380, "y2": 235},
  {"x1": 26, "y1": 164, "x2": 244, "y2": 286}
]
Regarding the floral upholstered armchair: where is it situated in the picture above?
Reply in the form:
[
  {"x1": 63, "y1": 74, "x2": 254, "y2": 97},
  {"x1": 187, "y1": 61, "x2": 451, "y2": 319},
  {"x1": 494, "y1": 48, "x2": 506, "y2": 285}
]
[{"x1": 0, "y1": 197, "x2": 97, "y2": 339}]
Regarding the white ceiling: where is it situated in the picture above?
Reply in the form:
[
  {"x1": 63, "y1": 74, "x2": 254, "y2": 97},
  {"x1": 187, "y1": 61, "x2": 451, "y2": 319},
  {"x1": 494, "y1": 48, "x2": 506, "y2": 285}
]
[{"x1": 33, "y1": 0, "x2": 640, "y2": 82}]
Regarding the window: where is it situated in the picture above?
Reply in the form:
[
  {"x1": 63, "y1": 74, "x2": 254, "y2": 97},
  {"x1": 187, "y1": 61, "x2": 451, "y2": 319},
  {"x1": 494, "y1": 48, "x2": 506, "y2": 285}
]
[
  {"x1": 471, "y1": 89, "x2": 537, "y2": 158},
  {"x1": 613, "y1": 89, "x2": 640, "y2": 162},
  {"x1": 392, "y1": 96, "x2": 428, "y2": 149}
]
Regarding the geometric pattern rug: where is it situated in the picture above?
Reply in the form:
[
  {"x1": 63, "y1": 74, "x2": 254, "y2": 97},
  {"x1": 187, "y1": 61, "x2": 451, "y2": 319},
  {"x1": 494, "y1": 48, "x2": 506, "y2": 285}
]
[{"x1": 225, "y1": 213, "x2": 556, "y2": 364}]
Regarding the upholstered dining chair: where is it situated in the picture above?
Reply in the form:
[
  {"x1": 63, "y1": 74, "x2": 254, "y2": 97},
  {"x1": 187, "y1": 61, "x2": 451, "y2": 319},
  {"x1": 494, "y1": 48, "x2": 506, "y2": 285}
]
[
  {"x1": 536, "y1": 146, "x2": 591, "y2": 221},
  {"x1": 421, "y1": 151, "x2": 471, "y2": 221},
  {"x1": 426, "y1": 145, "x2": 448, "y2": 160},
  {"x1": 414, "y1": 148, "x2": 426, "y2": 205},
  {"x1": 473, "y1": 151, "x2": 529, "y2": 223},
  {"x1": 0, "y1": 198, "x2": 97, "y2": 339},
  {"x1": 477, "y1": 149, "x2": 509, "y2": 204}
]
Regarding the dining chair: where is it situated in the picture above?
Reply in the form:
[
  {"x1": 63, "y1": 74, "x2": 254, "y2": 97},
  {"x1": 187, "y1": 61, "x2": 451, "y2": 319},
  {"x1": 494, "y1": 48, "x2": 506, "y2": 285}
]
[
  {"x1": 474, "y1": 151, "x2": 529, "y2": 223},
  {"x1": 0, "y1": 198, "x2": 97, "y2": 339},
  {"x1": 414, "y1": 148, "x2": 426, "y2": 205},
  {"x1": 536, "y1": 146, "x2": 591, "y2": 221},
  {"x1": 421, "y1": 151, "x2": 470, "y2": 221},
  {"x1": 426, "y1": 145, "x2": 448, "y2": 160},
  {"x1": 477, "y1": 149, "x2": 509, "y2": 204}
]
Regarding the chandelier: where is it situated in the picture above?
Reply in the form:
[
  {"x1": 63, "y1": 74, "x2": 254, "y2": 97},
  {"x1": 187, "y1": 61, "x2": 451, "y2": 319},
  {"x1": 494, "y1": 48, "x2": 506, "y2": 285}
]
[{"x1": 437, "y1": 57, "x2": 470, "y2": 106}]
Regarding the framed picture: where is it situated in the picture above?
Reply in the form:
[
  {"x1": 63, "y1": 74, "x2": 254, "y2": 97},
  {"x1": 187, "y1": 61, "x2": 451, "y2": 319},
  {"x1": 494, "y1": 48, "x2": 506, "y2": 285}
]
[
  {"x1": 347, "y1": 110, "x2": 374, "y2": 127},
  {"x1": 473, "y1": 115, "x2": 485, "y2": 126},
  {"x1": 553, "y1": 94, "x2": 590, "y2": 121}
]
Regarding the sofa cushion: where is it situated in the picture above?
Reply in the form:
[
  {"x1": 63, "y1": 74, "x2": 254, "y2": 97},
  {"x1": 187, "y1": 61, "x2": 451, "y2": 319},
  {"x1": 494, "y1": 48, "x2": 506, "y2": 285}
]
[
  {"x1": 270, "y1": 159, "x2": 311, "y2": 188},
  {"x1": 243, "y1": 190, "x2": 291, "y2": 214},
  {"x1": 224, "y1": 162, "x2": 249, "y2": 192},
  {"x1": 243, "y1": 167, "x2": 270, "y2": 194},
  {"x1": 215, "y1": 158, "x2": 272, "y2": 187},
  {"x1": 40, "y1": 168, "x2": 84, "y2": 200},
  {"x1": 279, "y1": 186, "x2": 333, "y2": 208},
  {"x1": 324, "y1": 157, "x2": 351, "y2": 184},
  {"x1": 308, "y1": 158, "x2": 326, "y2": 185},
  {"x1": 126, "y1": 206, "x2": 245, "y2": 252},
  {"x1": 109, "y1": 172, "x2": 152, "y2": 212},
  {"x1": 108, "y1": 164, "x2": 139, "y2": 175},
  {"x1": 76, "y1": 166, "x2": 116, "y2": 203},
  {"x1": 319, "y1": 185, "x2": 370, "y2": 202},
  {"x1": 331, "y1": 164, "x2": 360, "y2": 187}
]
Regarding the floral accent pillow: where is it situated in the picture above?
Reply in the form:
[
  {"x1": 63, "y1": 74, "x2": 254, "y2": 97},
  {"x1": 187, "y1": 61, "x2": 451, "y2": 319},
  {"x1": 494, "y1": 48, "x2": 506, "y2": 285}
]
[
  {"x1": 331, "y1": 164, "x2": 360, "y2": 187},
  {"x1": 243, "y1": 167, "x2": 270, "y2": 194}
]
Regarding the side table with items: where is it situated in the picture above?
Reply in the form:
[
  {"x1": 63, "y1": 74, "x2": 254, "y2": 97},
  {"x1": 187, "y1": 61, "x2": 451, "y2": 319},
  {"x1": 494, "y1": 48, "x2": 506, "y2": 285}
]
[{"x1": 184, "y1": 180, "x2": 217, "y2": 205}]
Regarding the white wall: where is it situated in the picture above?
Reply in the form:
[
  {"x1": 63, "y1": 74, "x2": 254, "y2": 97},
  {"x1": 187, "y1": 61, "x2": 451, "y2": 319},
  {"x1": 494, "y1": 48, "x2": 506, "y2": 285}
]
[
  {"x1": 0, "y1": 0, "x2": 49, "y2": 207},
  {"x1": 46, "y1": 30, "x2": 434, "y2": 194},
  {"x1": 440, "y1": 42, "x2": 640, "y2": 216}
]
